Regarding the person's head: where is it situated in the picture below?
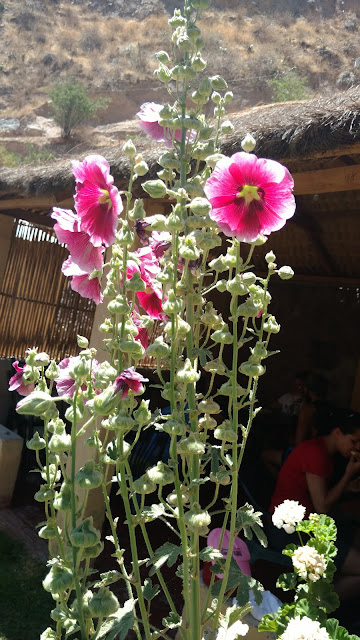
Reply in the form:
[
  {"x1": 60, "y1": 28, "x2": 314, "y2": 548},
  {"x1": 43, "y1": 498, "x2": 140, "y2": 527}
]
[
  {"x1": 304, "y1": 372, "x2": 328, "y2": 403},
  {"x1": 317, "y1": 405, "x2": 360, "y2": 458}
]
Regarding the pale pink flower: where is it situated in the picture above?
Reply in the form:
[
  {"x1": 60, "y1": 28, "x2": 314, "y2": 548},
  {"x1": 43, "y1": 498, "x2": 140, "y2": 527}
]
[
  {"x1": 8, "y1": 361, "x2": 35, "y2": 396},
  {"x1": 55, "y1": 356, "x2": 99, "y2": 397},
  {"x1": 51, "y1": 208, "x2": 104, "y2": 272},
  {"x1": 204, "y1": 152, "x2": 295, "y2": 243},
  {"x1": 62, "y1": 257, "x2": 103, "y2": 305},
  {"x1": 137, "y1": 102, "x2": 195, "y2": 148},
  {"x1": 114, "y1": 367, "x2": 149, "y2": 399},
  {"x1": 292, "y1": 545, "x2": 326, "y2": 581},
  {"x1": 72, "y1": 154, "x2": 123, "y2": 248}
]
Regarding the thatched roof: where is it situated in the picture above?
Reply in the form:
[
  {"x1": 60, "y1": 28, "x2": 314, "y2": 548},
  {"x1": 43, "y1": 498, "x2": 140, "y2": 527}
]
[
  {"x1": 1, "y1": 88, "x2": 360, "y2": 284},
  {"x1": 1, "y1": 88, "x2": 360, "y2": 198}
]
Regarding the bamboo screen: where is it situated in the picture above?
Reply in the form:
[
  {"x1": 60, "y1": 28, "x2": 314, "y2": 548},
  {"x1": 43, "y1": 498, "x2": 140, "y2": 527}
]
[{"x1": 0, "y1": 219, "x2": 96, "y2": 361}]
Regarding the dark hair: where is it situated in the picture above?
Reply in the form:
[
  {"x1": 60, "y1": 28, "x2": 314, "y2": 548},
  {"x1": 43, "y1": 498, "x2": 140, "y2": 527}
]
[{"x1": 316, "y1": 404, "x2": 360, "y2": 436}]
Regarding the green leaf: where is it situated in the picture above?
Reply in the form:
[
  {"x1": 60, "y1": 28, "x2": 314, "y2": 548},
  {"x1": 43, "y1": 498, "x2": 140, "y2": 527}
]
[
  {"x1": 276, "y1": 572, "x2": 298, "y2": 591},
  {"x1": 135, "y1": 503, "x2": 165, "y2": 524},
  {"x1": 148, "y1": 542, "x2": 182, "y2": 576},
  {"x1": 142, "y1": 578, "x2": 160, "y2": 601},
  {"x1": 211, "y1": 557, "x2": 263, "y2": 608},
  {"x1": 294, "y1": 597, "x2": 325, "y2": 622},
  {"x1": 191, "y1": 347, "x2": 213, "y2": 366},
  {"x1": 309, "y1": 580, "x2": 340, "y2": 614},
  {"x1": 236, "y1": 503, "x2": 267, "y2": 547},
  {"x1": 93, "y1": 570, "x2": 122, "y2": 588},
  {"x1": 199, "y1": 547, "x2": 223, "y2": 562},
  {"x1": 162, "y1": 611, "x2": 181, "y2": 629},
  {"x1": 96, "y1": 600, "x2": 134, "y2": 640}
]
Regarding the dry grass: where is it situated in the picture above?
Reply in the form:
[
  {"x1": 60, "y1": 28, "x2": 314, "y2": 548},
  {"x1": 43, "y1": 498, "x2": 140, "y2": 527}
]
[{"x1": 0, "y1": 1, "x2": 359, "y2": 118}]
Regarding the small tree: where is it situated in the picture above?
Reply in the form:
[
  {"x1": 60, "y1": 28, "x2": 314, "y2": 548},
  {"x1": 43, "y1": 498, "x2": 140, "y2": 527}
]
[
  {"x1": 269, "y1": 70, "x2": 310, "y2": 103},
  {"x1": 49, "y1": 79, "x2": 105, "y2": 138}
]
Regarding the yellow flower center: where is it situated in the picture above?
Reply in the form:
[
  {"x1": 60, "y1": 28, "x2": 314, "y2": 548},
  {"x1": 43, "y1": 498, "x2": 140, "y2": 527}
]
[
  {"x1": 98, "y1": 189, "x2": 111, "y2": 206},
  {"x1": 236, "y1": 184, "x2": 261, "y2": 205}
]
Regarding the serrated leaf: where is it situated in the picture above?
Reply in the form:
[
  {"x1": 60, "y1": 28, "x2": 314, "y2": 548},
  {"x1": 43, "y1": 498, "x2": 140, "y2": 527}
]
[
  {"x1": 142, "y1": 578, "x2": 160, "y2": 601},
  {"x1": 147, "y1": 542, "x2": 182, "y2": 576},
  {"x1": 162, "y1": 611, "x2": 182, "y2": 629},
  {"x1": 93, "y1": 570, "x2": 122, "y2": 589},
  {"x1": 199, "y1": 547, "x2": 224, "y2": 562},
  {"x1": 309, "y1": 580, "x2": 339, "y2": 614},
  {"x1": 211, "y1": 557, "x2": 263, "y2": 608},
  {"x1": 97, "y1": 599, "x2": 134, "y2": 640},
  {"x1": 191, "y1": 347, "x2": 213, "y2": 367},
  {"x1": 136, "y1": 503, "x2": 166, "y2": 524},
  {"x1": 276, "y1": 572, "x2": 297, "y2": 591}
]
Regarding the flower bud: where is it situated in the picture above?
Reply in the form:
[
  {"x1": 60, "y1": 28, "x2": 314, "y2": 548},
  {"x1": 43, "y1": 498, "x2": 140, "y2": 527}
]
[
  {"x1": 146, "y1": 214, "x2": 168, "y2": 231},
  {"x1": 53, "y1": 483, "x2": 73, "y2": 511},
  {"x1": 17, "y1": 391, "x2": 54, "y2": 417},
  {"x1": 34, "y1": 352, "x2": 50, "y2": 367},
  {"x1": 39, "y1": 521, "x2": 61, "y2": 540},
  {"x1": 41, "y1": 628, "x2": 57, "y2": 640},
  {"x1": 264, "y1": 315, "x2": 280, "y2": 334},
  {"x1": 177, "y1": 433, "x2": 205, "y2": 455},
  {"x1": 221, "y1": 120, "x2": 234, "y2": 134},
  {"x1": 214, "y1": 422, "x2": 237, "y2": 443},
  {"x1": 211, "y1": 329, "x2": 233, "y2": 345},
  {"x1": 252, "y1": 233, "x2": 268, "y2": 246},
  {"x1": 167, "y1": 490, "x2": 189, "y2": 506},
  {"x1": 92, "y1": 387, "x2": 117, "y2": 416},
  {"x1": 147, "y1": 461, "x2": 174, "y2": 486},
  {"x1": 206, "y1": 153, "x2": 225, "y2": 168},
  {"x1": 191, "y1": 0, "x2": 210, "y2": 8},
  {"x1": 166, "y1": 211, "x2": 185, "y2": 232},
  {"x1": 88, "y1": 587, "x2": 120, "y2": 618},
  {"x1": 35, "y1": 486, "x2": 56, "y2": 502},
  {"x1": 168, "y1": 10, "x2": 186, "y2": 29},
  {"x1": 199, "y1": 415, "x2": 217, "y2": 431},
  {"x1": 82, "y1": 541, "x2": 104, "y2": 559},
  {"x1": 133, "y1": 474, "x2": 157, "y2": 495},
  {"x1": 192, "y1": 54, "x2": 206, "y2": 71},
  {"x1": 156, "y1": 50, "x2": 171, "y2": 63},
  {"x1": 146, "y1": 336, "x2": 170, "y2": 359},
  {"x1": 129, "y1": 198, "x2": 146, "y2": 221},
  {"x1": 107, "y1": 295, "x2": 130, "y2": 315},
  {"x1": 122, "y1": 139, "x2": 136, "y2": 158},
  {"x1": 198, "y1": 398, "x2": 221, "y2": 414},
  {"x1": 224, "y1": 91, "x2": 234, "y2": 103},
  {"x1": 241, "y1": 133, "x2": 256, "y2": 153},
  {"x1": 45, "y1": 360, "x2": 60, "y2": 380},
  {"x1": 117, "y1": 221, "x2": 134, "y2": 247},
  {"x1": 43, "y1": 564, "x2": 74, "y2": 594},
  {"x1": 162, "y1": 417, "x2": 188, "y2": 436},
  {"x1": 163, "y1": 291, "x2": 184, "y2": 314},
  {"x1": 184, "y1": 503, "x2": 211, "y2": 533},
  {"x1": 70, "y1": 517, "x2": 101, "y2": 548},
  {"x1": 134, "y1": 160, "x2": 149, "y2": 176},
  {"x1": 210, "y1": 468, "x2": 231, "y2": 485},
  {"x1": 265, "y1": 251, "x2": 276, "y2": 264},
  {"x1": 27, "y1": 431, "x2": 46, "y2": 450},
  {"x1": 226, "y1": 275, "x2": 248, "y2": 296},
  {"x1": 75, "y1": 460, "x2": 103, "y2": 490},
  {"x1": 203, "y1": 359, "x2": 226, "y2": 375},
  {"x1": 48, "y1": 430, "x2": 71, "y2": 454},
  {"x1": 210, "y1": 75, "x2": 228, "y2": 90},
  {"x1": 239, "y1": 362, "x2": 266, "y2": 377},
  {"x1": 134, "y1": 399, "x2": 151, "y2": 425},
  {"x1": 176, "y1": 358, "x2": 200, "y2": 383},
  {"x1": 190, "y1": 197, "x2": 211, "y2": 216},
  {"x1": 119, "y1": 340, "x2": 145, "y2": 358},
  {"x1": 218, "y1": 381, "x2": 246, "y2": 397},
  {"x1": 278, "y1": 266, "x2": 294, "y2": 280},
  {"x1": 177, "y1": 34, "x2": 192, "y2": 52}
]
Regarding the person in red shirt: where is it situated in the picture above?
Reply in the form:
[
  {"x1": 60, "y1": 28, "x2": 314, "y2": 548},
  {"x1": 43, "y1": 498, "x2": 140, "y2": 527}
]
[{"x1": 269, "y1": 407, "x2": 360, "y2": 599}]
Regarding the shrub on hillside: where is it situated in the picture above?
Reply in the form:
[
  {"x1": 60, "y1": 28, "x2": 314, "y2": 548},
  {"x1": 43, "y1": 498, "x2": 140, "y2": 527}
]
[
  {"x1": 268, "y1": 70, "x2": 310, "y2": 102},
  {"x1": 49, "y1": 79, "x2": 106, "y2": 138}
]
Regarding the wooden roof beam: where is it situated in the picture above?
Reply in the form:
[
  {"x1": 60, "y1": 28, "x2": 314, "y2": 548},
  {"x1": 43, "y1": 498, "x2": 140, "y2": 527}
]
[
  {"x1": 293, "y1": 164, "x2": 360, "y2": 195},
  {"x1": 0, "y1": 209, "x2": 54, "y2": 228}
]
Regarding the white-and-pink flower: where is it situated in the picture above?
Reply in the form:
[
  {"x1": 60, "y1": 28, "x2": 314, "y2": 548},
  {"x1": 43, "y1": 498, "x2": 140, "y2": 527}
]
[
  {"x1": 8, "y1": 361, "x2": 35, "y2": 396},
  {"x1": 204, "y1": 152, "x2": 295, "y2": 243}
]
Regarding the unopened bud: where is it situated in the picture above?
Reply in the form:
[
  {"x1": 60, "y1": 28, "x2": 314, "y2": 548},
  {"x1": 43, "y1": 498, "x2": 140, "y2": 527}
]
[
  {"x1": 278, "y1": 266, "x2": 294, "y2": 280},
  {"x1": 241, "y1": 133, "x2": 256, "y2": 153}
]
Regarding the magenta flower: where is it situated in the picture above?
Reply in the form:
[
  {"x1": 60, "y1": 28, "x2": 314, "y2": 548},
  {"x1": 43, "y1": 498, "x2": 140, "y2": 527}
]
[
  {"x1": 8, "y1": 361, "x2": 35, "y2": 396},
  {"x1": 137, "y1": 103, "x2": 195, "y2": 148},
  {"x1": 114, "y1": 367, "x2": 149, "y2": 399},
  {"x1": 72, "y1": 155, "x2": 123, "y2": 248},
  {"x1": 132, "y1": 314, "x2": 150, "y2": 350},
  {"x1": 127, "y1": 248, "x2": 165, "y2": 319},
  {"x1": 62, "y1": 257, "x2": 103, "y2": 305},
  {"x1": 204, "y1": 152, "x2": 295, "y2": 243},
  {"x1": 135, "y1": 219, "x2": 150, "y2": 246},
  {"x1": 51, "y1": 208, "x2": 104, "y2": 272}
]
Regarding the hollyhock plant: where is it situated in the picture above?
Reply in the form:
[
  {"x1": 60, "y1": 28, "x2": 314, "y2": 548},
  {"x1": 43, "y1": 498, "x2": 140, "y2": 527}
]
[
  {"x1": 204, "y1": 152, "x2": 295, "y2": 243},
  {"x1": 149, "y1": 231, "x2": 172, "y2": 259},
  {"x1": 55, "y1": 357, "x2": 85, "y2": 397},
  {"x1": 51, "y1": 208, "x2": 104, "y2": 272},
  {"x1": 114, "y1": 367, "x2": 149, "y2": 399},
  {"x1": 8, "y1": 361, "x2": 35, "y2": 396},
  {"x1": 62, "y1": 257, "x2": 103, "y2": 305},
  {"x1": 72, "y1": 154, "x2": 123, "y2": 248},
  {"x1": 127, "y1": 247, "x2": 166, "y2": 319}
]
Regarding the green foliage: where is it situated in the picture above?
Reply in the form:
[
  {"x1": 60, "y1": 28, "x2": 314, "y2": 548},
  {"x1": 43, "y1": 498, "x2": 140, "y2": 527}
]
[
  {"x1": 22, "y1": 143, "x2": 56, "y2": 165},
  {"x1": 269, "y1": 70, "x2": 310, "y2": 103},
  {"x1": 0, "y1": 144, "x2": 21, "y2": 167},
  {"x1": 49, "y1": 78, "x2": 106, "y2": 138}
]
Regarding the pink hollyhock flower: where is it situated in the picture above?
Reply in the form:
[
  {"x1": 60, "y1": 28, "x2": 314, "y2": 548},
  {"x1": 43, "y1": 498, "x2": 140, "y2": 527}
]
[
  {"x1": 127, "y1": 248, "x2": 165, "y2": 319},
  {"x1": 62, "y1": 257, "x2": 103, "y2": 305},
  {"x1": 137, "y1": 102, "x2": 195, "y2": 148},
  {"x1": 72, "y1": 155, "x2": 123, "y2": 248},
  {"x1": 114, "y1": 367, "x2": 149, "y2": 399},
  {"x1": 55, "y1": 356, "x2": 99, "y2": 397},
  {"x1": 149, "y1": 231, "x2": 171, "y2": 259},
  {"x1": 132, "y1": 314, "x2": 150, "y2": 350},
  {"x1": 204, "y1": 152, "x2": 295, "y2": 243},
  {"x1": 8, "y1": 361, "x2": 35, "y2": 396},
  {"x1": 51, "y1": 208, "x2": 104, "y2": 272},
  {"x1": 135, "y1": 219, "x2": 150, "y2": 246}
]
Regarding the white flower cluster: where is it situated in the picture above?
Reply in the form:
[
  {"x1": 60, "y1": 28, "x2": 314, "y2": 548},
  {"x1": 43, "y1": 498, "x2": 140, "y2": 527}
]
[
  {"x1": 280, "y1": 616, "x2": 330, "y2": 640},
  {"x1": 216, "y1": 620, "x2": 249, "y2": 640},
  {"x1": 292, "y1": 545, "x2": 326, "y2": 581},
  {"x1": 272, "y1": 500, "x2": 306, "y2": 534}
]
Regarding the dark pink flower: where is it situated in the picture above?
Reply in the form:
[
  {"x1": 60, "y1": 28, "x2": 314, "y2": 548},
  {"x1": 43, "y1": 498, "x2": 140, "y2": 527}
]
[
  {"x1": 204, "y1": 152, "x2": 295, "y2": 243},
  {"x1": 149, "y1": 231, "x2": 171, "y2": 259},
  {"x1": 137, "y1": 102, "x2": 195, "y2": 148},
  {"x1": 133, "y1": 315, "x2": 150, "y2": 350},
  {"x1": 51, "y1": 208, "x2": 104, "y2": 272},
  {"x1": 114, "y1": 367, "x2": 149, "y2": 399},
  {"x1": 8, "y1": 361, "x2": 35, "y2": 396},
  {"x1": 62, "y1": 257, "x2": 103, "y2": 305},
  {"x1": 135, "y1": 219, "x2": 150, "y2": 246},
  {"x1": 72, "y1": 155, "x2": 123, "y2": 248}
]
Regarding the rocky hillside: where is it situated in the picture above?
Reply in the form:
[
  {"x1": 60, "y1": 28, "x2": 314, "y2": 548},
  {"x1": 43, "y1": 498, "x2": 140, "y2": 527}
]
[{"x1": 0, "y1": 0, "x2": 360, "y2": 164}]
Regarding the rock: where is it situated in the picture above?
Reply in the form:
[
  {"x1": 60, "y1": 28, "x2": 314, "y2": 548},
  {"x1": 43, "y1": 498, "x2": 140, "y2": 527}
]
[{"x1": 0, "y1": 118, "x2": 20, "y2": 132}]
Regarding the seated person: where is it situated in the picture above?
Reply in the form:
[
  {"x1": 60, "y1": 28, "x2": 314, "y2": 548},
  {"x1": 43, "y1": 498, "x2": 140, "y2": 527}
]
[
  {"x1": 270, "y1": 371, "x2": 307, "y2": 418},
  {"x1": 269, "y1": 406, "x2": 360, "y2": 599}
]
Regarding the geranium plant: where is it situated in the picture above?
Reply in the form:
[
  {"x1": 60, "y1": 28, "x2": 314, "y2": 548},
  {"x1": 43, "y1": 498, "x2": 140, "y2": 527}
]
[{"x1": 11, "y1": 1, "x2": 300, "y2": 639}]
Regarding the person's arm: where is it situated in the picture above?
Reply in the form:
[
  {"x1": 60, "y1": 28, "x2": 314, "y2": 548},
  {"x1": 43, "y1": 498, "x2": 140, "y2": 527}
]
[{"x1": 306, "y1": 457, "x2": 360, "y2": 513}]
